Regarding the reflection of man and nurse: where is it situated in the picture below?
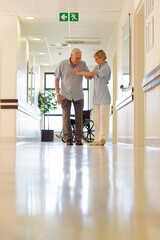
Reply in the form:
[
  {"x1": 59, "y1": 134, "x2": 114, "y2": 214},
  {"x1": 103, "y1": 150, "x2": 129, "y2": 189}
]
[{"x1": 58, "y1": 146, "x2": 110, "y2": 239}]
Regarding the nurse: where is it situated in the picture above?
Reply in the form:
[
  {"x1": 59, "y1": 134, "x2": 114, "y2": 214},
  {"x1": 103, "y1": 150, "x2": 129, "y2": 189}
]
[{"x1": 73, "y1": 50, "x2": 111, "y2": 146}]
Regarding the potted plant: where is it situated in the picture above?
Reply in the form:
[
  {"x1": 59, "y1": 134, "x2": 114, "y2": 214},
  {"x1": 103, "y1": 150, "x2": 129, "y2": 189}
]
[{"x1": 38, "y1": 90, "x2": 57, "y2": 141}]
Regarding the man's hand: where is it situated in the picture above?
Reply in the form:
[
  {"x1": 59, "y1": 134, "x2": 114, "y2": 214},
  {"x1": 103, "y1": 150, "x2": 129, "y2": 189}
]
[
  {"x1": 57, "y1": 94, "x2": 64, "y2": 105},
  {"x1": 73, "y1": 67, "x2": 81, "y2": 74},
  {"x1": 73, "y1": 68, "x2": 92, "y2": 79}
]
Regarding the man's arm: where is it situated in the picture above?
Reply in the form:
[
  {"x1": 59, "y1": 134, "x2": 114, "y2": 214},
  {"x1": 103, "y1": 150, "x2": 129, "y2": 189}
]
[
  {"x1": 55, "y1": 77, "x2": 60, "y2": 94},
  {"x1": 55, "y1": 77, "x2": 64, "y2": 104}
]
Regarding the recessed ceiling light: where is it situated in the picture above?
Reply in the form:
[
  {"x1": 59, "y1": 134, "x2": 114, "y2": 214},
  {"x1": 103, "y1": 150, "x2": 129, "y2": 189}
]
[
  {"x1": 25, "y1": 17, "x2": 35, "y2": 20},
  {"x1": 39, "y1": 53, "x2": 46, "y2": 55},
  {"x1": 55, "y1": 43, "x2": 63, "y2": 47},
  {"x1": 41, "y1": 63, "x2": 49, "y2": 66},
  {"x1": 33, "y1": 38, "x2": 42, "y2": 41}
]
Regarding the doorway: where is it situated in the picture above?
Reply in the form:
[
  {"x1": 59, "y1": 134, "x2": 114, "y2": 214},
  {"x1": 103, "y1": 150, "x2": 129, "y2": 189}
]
[
  {"x1": 134, "y1": 2, "x2": 145, "y2": 147},
  {"x1": 112, "y1": 52, "x2": 118, "y2": 144}
]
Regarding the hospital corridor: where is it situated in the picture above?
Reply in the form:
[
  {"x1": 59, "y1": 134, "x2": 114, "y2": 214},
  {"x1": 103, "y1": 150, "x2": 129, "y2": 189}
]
[{"x1": 0, "y1": 0, "x2": 160, "y2": 239}]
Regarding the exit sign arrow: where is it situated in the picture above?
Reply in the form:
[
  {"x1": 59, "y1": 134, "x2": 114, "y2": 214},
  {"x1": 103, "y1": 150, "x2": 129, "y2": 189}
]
[{"x1": 59, "y1": 13, "x2": 68, "y2": 21}]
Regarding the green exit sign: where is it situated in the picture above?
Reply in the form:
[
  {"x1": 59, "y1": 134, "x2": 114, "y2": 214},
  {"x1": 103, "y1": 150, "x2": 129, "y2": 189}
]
[
  {"x1": 70, "y1": 13, "x2": 79, "y2": 22},
  {"x1": 59, "y1": 13, "x2": 68, "y2": 22},
  {"x1": 59, "y1": 12, "x2": 79, "y2": 22}
]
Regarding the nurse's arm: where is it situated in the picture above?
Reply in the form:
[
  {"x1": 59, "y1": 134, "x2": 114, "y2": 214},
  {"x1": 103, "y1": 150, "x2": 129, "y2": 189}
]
[
  {"x1": 77, "y1": 71, "x2": 98, "y2": 76},
  {"x1": 84, "y1": 76, "x2": 92, "y2": 80}
]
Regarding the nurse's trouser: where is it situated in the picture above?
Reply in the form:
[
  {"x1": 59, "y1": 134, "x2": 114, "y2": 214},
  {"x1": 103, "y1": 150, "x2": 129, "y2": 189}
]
[{"x1": 93, "y1": 104, "x2": 110, "y2": 143}]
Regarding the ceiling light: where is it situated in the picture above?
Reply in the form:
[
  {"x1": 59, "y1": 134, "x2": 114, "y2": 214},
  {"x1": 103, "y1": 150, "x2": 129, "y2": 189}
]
[
  {"x1": 25, "y1": 17, "x2": 35, "y2": 20},
  {"x1": 54, "y1": 43, "x2": 63, "y2": 47},
  {"x1": 41, "y1": 63, "x2": 49, "y2": 66},
  {"x1": 33, "y1": 38, "x2": 42, "y2": 41},
  {"x1": 39, "y1": 53, "x2": 46, "y2": 55}
]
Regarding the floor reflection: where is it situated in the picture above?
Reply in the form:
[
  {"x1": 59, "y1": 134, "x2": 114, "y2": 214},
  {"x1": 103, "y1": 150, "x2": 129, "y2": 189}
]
[
  {"x1": 133, "y1": 148, "x2": 148, "y2": 240},
  {"x1": 0, "y1": 142, "x2": 160, "y2": 239}
]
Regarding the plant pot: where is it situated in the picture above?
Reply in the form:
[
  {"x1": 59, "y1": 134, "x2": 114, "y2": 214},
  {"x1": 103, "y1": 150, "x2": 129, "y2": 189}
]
[{"x1": 41, "y1": 130, "x2": 54, "y2": 142}]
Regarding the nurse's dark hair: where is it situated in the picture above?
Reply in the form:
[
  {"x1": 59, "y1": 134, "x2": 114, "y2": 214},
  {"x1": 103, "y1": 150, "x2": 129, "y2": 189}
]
[{"x1": 94, "y1": 50, "x2": 107, "y2": 60}]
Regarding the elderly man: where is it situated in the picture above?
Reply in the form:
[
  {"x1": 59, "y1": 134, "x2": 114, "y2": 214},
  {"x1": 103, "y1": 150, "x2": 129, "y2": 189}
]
[{"x1": 55, "y1": 48, "x2": 90, "y2": 146}]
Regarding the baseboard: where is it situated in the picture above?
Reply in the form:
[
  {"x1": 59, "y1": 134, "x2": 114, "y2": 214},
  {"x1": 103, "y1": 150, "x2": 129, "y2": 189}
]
[
  {"x1": 0, "y1": 137, "x2": 16, "y2": 143},
  {"x1": 117, "y1": 136, "x2": 134, "y2": 145},
  {"x1": 106, "y1": 137, "x2": 112, "y2": 142},
  {"x1": 16, "y1": 137, "x2": 41, "y2": 142},
  {"x1": 145, "y1": 137, "x2": 160, "y2": 148}
]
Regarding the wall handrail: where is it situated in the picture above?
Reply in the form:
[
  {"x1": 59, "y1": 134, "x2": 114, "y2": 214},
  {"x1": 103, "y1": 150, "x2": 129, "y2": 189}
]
[{"x1": 142, "y1": 64, "x2": 160, "y2": 92}]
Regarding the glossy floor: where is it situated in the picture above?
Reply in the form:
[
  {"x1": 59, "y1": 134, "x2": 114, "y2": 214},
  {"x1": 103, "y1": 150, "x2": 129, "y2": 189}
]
[{"x1": 0, "y1": 141, "x2": 160, "y2": 240}]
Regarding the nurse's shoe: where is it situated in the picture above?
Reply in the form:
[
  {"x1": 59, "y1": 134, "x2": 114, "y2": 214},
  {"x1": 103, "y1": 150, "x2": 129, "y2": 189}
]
[
  {"x1": 89, "y1": 141, "x2": 104, "y2": 146},
  {"x1": 100, "y1": 138, "x2": 106, "y2": 145}
]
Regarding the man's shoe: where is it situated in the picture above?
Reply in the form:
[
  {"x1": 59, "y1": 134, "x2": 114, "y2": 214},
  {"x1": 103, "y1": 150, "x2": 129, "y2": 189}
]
[
  {"x1": 75, "y1": 140, "x2": 83, "y2": 145},
  {"x1": 66, "y1": 139, "x2": 73, "y2": 145}
]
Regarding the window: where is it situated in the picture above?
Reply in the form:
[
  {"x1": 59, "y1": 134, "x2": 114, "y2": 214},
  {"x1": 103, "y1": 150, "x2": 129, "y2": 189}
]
[
  {"x1": 44, "y1": 73, "x2": 89, "y2": 132},
  {"x1": 45, "y1": 73, "x2": 56, "y2": 89}
]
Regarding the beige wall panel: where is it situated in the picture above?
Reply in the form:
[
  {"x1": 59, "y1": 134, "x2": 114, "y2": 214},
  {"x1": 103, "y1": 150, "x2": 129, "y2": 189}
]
[
  {"x1": 146, "y1": 85, "x2": 160, "y2": 136},
  {"x1": 146, "y1": 0, "x2": 160, "y2": 75},
  {"x1": 144, "y1": 0, "x2": 160, "y2": 147},
  {"x1": 117, "y1": 101, "x2": 134, "y2": 144},
  {"x1": 0, "y1": 109, "x2": 16, "y2": 143},
  {"x1": 16, "y1": 110, "x2": 40, "y2": 141}
]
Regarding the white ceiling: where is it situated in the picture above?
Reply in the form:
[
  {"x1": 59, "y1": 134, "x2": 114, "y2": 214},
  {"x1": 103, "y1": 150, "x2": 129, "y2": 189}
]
[{"x1": 0, "y1": 0, "x2": 126, "y2": 67}]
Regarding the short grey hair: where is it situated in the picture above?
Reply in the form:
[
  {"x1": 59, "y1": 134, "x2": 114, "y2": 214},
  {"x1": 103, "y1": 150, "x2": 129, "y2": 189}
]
[{"x1": 71, "y1": 48, "x2": 82, "y2": 55}]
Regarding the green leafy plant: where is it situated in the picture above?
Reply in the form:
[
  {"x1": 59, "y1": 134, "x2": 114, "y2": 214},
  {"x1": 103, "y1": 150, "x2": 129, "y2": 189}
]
[{"x1": 38, "y1": 90, "x2": 57, "y2": 129}]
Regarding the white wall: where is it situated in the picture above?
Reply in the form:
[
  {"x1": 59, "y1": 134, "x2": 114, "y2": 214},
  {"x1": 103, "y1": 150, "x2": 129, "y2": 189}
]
[
  {"x1": 106, "y1": 0, "x2": 142, "y2": 145},
  {"x1": 144, "y1": 0, "x2": 160, "y2": 147},
  {"x1": 0, "y1": 16, "x2": 18, "y2": 142},
  {"x1": 16, "y1": 20, "x2": 41, "y2": 141},
  {"x1": 107, "y1": 0, "x2": 160, "y2": 147},
  {"x1": 145, "y1": 0, "x2": 160, "y2": 74},
  {"x1": 17, "y1": 21, "x2": 28, "y2": 102},
  {"x1": 0, "y1": 16, "x2": 18, "y2": 99},
  {"x1": 0, "y1": 16, "x2": 41, "y2": 142}
]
